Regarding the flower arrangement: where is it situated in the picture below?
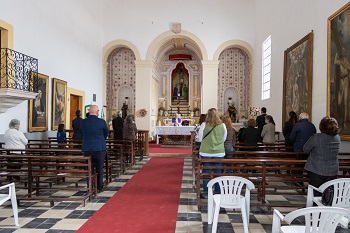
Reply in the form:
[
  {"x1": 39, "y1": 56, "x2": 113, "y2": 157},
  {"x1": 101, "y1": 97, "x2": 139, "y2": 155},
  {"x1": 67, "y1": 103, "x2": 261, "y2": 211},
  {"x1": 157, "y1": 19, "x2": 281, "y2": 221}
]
[
  {"x1": 158, "y1": 106, "x2": 165, "y2": 111},
  {"x1": 193, "y1": 107, "x2": 200, "y2": 112},
  {"x1": 249, "y1": 107, "x2": 261, "y2": 118},
  {"x1": 139, "y1": 108, "x2": 147, "y2": 117}
]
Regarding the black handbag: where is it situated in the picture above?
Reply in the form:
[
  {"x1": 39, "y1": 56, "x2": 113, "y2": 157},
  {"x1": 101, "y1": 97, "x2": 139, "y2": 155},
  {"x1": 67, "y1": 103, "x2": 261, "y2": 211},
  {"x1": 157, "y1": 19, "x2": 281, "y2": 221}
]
[{"x1": 321, "y1": 185, "x2": 334, "y2": 206}]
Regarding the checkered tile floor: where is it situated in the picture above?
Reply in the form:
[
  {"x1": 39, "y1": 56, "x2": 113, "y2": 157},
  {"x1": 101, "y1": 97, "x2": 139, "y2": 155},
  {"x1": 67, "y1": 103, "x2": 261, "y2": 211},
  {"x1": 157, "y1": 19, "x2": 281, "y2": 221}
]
[{"x1": 0, "y1": 157, "x2": 349, "y2": 233}]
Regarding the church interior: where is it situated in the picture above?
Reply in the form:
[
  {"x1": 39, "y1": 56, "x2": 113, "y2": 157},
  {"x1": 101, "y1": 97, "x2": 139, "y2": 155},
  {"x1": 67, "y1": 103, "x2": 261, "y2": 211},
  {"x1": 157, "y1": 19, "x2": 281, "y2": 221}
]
[{"x1": 1, "y1": 0, "x2": 350, "y2": 232}]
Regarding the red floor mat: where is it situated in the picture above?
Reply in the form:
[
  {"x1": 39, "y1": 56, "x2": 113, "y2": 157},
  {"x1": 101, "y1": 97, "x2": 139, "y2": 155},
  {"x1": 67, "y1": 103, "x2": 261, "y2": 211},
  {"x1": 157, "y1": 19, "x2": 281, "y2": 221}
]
[{"x1": 76, "y1": 157, "x2": 184, "y2": 233}]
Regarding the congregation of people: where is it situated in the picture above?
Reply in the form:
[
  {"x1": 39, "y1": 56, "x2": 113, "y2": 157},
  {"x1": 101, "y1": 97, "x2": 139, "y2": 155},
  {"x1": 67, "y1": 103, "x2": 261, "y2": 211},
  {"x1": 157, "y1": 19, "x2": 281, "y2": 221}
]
[
  {"x1": 3, "y1": 104, "x2": 138, "y2": 194},
  {"x1": 3, "y1": 104, "x2": 343, "y2": 198},
  {"x1": 193, "y1": 106, "x2": 342, "y2": 198}
]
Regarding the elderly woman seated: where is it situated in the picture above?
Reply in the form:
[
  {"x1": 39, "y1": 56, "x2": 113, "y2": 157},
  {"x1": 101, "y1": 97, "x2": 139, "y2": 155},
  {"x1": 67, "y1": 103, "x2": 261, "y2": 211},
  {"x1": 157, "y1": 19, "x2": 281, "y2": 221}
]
[{"x1": 4, "y1": 119, "x2": 28, "y2": 150}]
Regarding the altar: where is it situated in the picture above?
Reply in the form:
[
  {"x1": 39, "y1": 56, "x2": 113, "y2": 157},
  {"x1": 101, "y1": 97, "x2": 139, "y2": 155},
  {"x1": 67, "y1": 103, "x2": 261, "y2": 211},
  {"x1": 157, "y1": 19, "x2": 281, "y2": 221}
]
[{"x1": 154, "y1": 126, "x2": 195, "y2": 145}]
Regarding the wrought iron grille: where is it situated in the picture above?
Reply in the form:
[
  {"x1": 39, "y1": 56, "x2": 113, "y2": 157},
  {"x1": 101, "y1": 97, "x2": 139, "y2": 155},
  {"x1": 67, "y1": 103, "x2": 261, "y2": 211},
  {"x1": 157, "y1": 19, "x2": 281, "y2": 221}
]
[{"x1": 0, "y1": 48, "x2": 38, "y2": 92}]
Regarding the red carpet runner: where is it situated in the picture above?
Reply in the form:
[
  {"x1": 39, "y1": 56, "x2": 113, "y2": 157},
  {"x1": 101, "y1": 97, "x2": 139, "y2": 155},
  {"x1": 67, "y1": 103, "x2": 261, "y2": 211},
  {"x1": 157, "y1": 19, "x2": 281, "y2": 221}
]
[
  {"x1": 149, "y1": 143, "x2": 191, "y2": 154},
  {"x1": 76, "y1": 157, "x2": 184, "y2": 233}
]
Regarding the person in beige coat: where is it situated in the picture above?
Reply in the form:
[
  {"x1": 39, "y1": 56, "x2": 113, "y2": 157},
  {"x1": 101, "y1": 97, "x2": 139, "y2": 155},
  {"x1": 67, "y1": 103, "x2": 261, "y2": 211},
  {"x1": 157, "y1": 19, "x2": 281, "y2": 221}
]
[{"x1": 261, "y1": 115, "x2": 276, "y2": 143}]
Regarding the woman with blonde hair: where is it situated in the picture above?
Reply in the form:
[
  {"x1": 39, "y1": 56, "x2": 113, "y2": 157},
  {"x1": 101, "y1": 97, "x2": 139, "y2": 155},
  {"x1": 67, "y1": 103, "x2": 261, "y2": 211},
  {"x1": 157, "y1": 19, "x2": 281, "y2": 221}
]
[
  {"x1": 222, "y1": 115, "x2": 236, "y2": 158},
  {"x1": 222, "y1": 115, "x2": 236, "y2": 173},
  {"x1": 198, "y1": 108, "x2": 227, "y2": 195}
]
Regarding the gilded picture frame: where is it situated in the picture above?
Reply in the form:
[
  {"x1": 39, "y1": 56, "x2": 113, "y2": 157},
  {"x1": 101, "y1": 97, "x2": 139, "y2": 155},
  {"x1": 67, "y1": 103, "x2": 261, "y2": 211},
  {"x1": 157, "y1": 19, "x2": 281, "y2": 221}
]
[
  {"x1": 52, "y1": 78, "x2": 67, "y2": 130},
  {"x1": 28, "y1": 73, "x2": 49, "y2": 132},
  {"x1": 328, "y1": 2, "x2": 350, "y2": 141},
  {"x1": 282, "y1": 32, "x2": 313, "y2": 126}
]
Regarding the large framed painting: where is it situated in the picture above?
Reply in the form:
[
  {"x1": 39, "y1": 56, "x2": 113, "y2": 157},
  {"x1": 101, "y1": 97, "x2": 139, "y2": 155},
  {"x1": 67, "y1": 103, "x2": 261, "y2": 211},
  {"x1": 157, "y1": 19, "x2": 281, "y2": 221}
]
[
  {"x1": 328, "y1": 2, "x2": 350, "y2": 141},
  {"x1": 282, "y1": 32, "x2": 313, "y2": 126},
  {"x1": 52, "y1": 78, "x2": 67, "y2": 130},
  {"x1": 28, "y1": 73, "x2": 49, "y2": 132}
]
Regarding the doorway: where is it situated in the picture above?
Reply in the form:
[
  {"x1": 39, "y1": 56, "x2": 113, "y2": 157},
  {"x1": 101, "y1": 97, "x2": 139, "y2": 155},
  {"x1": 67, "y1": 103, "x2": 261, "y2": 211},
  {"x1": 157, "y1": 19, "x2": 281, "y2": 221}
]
[{"x1": 70, "y1": 94, "x2": 81, "y2": 127}]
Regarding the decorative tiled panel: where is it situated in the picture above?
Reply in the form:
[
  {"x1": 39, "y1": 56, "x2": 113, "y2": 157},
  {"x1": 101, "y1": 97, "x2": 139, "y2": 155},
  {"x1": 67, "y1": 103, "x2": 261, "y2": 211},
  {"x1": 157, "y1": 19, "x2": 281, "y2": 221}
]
[
  {"x1": 106, "y1": 48, "x2": 136, "y2": 112},
  {"x1": 218, "y1": 48, "x2": 250, "y2": 114}
]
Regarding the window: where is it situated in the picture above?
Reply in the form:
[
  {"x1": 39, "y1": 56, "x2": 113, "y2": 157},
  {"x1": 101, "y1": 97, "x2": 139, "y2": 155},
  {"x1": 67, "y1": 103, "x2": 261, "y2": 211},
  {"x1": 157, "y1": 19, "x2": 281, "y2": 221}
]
[{"x1": 262, "y1": 35, "x2": 271, "y2": 100}]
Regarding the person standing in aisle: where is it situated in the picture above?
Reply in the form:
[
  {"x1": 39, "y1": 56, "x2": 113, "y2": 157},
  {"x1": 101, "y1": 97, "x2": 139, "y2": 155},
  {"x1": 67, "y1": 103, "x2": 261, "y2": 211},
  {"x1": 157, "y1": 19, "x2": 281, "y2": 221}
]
[{"x1": 80, "y1": 105, "x2": 108, "y2": 192}]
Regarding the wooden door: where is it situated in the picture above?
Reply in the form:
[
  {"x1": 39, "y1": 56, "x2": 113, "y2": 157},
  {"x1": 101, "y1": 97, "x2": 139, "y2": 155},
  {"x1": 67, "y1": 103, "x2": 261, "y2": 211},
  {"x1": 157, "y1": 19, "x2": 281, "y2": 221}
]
[{"x1": 70, "y1": 94, "x2": 80, "y2": 129}]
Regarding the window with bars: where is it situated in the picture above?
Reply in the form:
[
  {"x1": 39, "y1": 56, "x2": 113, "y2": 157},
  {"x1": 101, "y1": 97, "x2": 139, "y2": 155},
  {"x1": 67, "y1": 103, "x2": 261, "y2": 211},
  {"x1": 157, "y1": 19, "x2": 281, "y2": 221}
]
[{"x1": 262, "y1": 36, "x2": 271, "y2": 100}]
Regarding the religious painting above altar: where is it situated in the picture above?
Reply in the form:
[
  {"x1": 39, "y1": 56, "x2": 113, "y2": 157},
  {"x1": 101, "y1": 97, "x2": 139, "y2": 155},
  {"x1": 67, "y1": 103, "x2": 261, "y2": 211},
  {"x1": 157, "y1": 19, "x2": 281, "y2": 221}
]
[{"x1": 171, "y1": 63, "x2": 189, "y2": 103}]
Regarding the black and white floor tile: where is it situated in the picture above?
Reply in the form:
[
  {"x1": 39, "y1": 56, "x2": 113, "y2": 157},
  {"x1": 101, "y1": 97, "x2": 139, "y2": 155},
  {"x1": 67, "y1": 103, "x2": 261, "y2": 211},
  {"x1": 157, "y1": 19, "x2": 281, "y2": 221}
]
[{"x1": 0, "y1": 157, "x2": 349, "y2": 233}]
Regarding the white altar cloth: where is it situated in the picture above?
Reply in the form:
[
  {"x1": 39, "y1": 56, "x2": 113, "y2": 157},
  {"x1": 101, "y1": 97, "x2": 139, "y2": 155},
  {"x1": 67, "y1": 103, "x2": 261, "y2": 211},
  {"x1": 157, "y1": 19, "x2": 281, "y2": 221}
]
[{"x1": 154, "y1": 126, "x2": 195, "y2": 144}]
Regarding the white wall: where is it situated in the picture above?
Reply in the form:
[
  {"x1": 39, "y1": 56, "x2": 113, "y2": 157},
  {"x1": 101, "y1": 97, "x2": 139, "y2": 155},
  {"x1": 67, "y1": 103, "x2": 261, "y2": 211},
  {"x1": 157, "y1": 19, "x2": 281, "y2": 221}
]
[
  {"x1": 252, "y1": 0, "x2": 350, "y2": 149},
  {"x1": 0, "y1": 0, "x2": 103, "y2": 134},
  {"x1": 102, "y1": 0, "x2": 255, "y2": 60},
  {"x1": 2, "y1": 0, "x2": 350, "y2": 149}
]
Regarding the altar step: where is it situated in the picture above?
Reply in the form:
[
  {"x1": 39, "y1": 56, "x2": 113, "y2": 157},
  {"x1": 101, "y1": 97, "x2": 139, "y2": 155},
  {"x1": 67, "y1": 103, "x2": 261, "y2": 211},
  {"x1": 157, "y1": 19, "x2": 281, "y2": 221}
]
[{"x1": 168, "y1": 105, "x2": 191, "y2": 116}]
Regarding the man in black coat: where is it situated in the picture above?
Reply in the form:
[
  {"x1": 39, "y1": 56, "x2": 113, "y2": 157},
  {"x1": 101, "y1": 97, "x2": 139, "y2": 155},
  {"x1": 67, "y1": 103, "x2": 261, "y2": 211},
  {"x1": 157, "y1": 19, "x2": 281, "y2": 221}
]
[
  {"x1": 290, "y1": 112, "x2": 316, "y2": 154},
  {"x1": 112, "y1": 111, "x2": 124, "y2": 140},
  {"x1": 80, "y1": 105, "x2": 108, "y2": 192},
  {"x1": 72, "y1": 110, "x2": 83, "y2": 140},
  {"x1": 256, "y1": 107, "x2": 267, "y2": 138}
]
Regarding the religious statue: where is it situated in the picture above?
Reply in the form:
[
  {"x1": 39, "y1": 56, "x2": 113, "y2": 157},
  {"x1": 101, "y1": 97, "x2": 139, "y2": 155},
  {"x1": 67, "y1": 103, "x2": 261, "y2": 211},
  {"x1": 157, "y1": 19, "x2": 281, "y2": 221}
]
[
  {"x1": 228, "y1": 102, "x2": 237, "y2": 123},
  {"x1": 173, "y1": 84, "x2": 178, "y2": 97},
  {"x1": 172, "y1": 63, "x2": 189, "y2": 102},
  {"x1": 182, "y1": 84, "x2": 188, "y2": 98}
]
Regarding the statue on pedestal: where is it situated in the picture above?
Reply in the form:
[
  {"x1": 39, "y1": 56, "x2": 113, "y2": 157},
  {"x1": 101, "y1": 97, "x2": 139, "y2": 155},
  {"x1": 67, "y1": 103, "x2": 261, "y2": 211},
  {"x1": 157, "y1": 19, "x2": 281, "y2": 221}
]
[
  {"x1": 122, "y1": 103, "x2": 128, "y2": 119},
  {"x1": 227, "y1": 100, "x2": 237, "y2": 123}
]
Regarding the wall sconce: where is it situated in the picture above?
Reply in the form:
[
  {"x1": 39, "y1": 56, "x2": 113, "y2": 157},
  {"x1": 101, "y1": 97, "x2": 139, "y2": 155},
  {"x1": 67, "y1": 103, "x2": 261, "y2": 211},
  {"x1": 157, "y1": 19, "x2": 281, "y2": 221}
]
[
  {"x1": 124, "y1": 97, "x2": 129, "y2": 105},
  {"x1": 227, "y1": 97, "x2": 233, "y2": 106}
]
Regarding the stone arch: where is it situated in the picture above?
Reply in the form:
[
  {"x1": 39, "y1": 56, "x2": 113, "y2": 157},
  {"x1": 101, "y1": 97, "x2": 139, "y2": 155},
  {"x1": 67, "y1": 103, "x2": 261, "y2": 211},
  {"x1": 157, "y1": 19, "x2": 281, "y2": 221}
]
[
  {"x1": 146, "y1": 30, "x2": 208, "y2": 61},
  {"x1": 213, "y1": 39, "x2": 253, "y2": 62},
  {"x1": 102, "y1": 39, "x2": 141, "y2": 62}
]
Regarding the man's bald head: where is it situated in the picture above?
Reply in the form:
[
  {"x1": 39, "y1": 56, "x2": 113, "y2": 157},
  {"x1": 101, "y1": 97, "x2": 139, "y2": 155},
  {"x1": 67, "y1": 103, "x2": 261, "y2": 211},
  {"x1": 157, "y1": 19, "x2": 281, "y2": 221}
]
[{"x1": 89, "y1": 105, "x2": 99, "y2": 116}]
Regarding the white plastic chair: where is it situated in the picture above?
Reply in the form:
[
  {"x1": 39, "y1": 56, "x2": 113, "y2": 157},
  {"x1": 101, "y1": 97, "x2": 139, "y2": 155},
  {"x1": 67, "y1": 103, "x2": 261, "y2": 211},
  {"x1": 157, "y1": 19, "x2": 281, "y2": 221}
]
[
  {"x1": 272, "y1": 206, "x2": 350, "y2": 233},
  {"x1": 306, "y1": 178, "x2": 350, "y2": 228},
  {"x1": 207, "y1": 176, "x2": 255, "y2": 233},
  {"x1": 0, "y1": 183, "x2": 19, "y2": 226}
]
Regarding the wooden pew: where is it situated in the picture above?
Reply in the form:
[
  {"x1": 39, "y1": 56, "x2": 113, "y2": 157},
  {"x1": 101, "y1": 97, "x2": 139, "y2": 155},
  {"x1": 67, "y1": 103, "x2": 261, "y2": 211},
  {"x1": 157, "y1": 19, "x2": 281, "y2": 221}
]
[
  {"x1": 105, "y1": 142, "x2": 125, "y2": 178},
  {"x1": 194, "y1": 154, "x2": 350, "y2": 210},
  {"x1": 0, "y1": 154, "x2": 97, "y2": 207},
  {"x1": 106, "y1": 139, "x2": 135, "y2": 166},
  {"x1": 235, "y1": 145, "x2": 293, "y2": 151},
  {"x1": 136, "y1": 130, "x2": 149, "y2": 159},
  {"x1": 107, "y1": 130, "x2": 149, "y2": 160}
]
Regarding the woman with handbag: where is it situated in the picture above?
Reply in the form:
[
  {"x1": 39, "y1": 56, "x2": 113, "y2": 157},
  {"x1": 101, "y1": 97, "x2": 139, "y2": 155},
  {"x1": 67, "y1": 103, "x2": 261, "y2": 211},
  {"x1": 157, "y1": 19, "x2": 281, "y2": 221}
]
[{"x1": 197, "y1": 108, "x2": 227, "y2": 196}]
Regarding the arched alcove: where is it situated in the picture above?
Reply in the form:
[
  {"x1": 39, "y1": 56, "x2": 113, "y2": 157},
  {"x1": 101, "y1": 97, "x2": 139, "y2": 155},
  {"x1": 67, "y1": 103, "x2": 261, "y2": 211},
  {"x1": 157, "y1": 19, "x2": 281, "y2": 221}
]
[
  {"x1": 217, "y1": 43, "x2": 252, "y2": 121},
  {"x1": 105, "y1": 47, "x2": 136, "y2": 118}
]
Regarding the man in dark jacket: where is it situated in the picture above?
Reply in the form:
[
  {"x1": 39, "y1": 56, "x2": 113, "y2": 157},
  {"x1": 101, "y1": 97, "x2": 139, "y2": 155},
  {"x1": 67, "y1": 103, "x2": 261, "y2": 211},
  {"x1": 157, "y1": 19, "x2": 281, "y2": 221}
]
[
  {"x1": 112, "y1": 111, "x2": 124, "y2": 140},
  {"x1": 256, "y1": 107, "x2": 267, "y2": 139},
  {"x1": 290, "y1": 112, "x2": 316, "y2": 156},
  {"x1": 80, "y1": 105, "x2": 108, "y2": 192},
  {"x1": 72, "y1": 110, "x2": 83, "y2": 140}
]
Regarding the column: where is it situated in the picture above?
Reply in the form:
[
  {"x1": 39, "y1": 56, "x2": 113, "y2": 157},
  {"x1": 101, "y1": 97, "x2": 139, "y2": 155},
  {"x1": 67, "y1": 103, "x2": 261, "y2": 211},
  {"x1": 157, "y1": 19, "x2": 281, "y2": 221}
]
[
  {"x1": 135, "y1": 60, "x2": 153, "y2": 131},
  {"x1": 201, "y1": 60, "x2": 220, "y2": 112}
]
